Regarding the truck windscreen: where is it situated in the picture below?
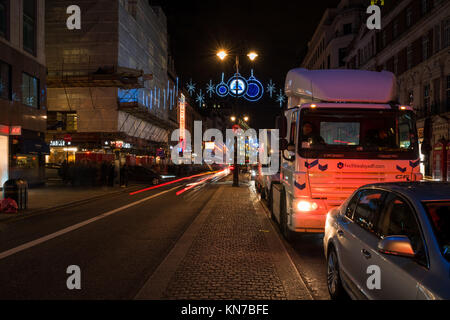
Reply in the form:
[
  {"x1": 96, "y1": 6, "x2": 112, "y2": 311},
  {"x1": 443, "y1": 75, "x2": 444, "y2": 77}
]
[{"x1": 299, "y1": 109, "x2": 419, "y2": 160}]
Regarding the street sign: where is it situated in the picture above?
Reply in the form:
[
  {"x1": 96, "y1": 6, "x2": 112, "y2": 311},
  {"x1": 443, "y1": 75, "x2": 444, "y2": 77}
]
[{"x1": 63, "y1": 134, "x2": 72, "y2": 143}]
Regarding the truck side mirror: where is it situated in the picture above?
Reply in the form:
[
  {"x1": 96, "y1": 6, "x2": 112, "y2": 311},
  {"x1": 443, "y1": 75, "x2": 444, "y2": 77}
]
[
  {"x1": 280, "y1": 138, "x2": 289, "y2": 151},
  {"x1": 278, "y1": 116, "x2": 288, "y2": 138}
]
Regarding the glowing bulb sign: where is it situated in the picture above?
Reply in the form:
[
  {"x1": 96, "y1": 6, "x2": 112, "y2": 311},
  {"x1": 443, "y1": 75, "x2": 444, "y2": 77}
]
[{"x1": 185, "y1": 71, "x2": 284, "y2": 106}]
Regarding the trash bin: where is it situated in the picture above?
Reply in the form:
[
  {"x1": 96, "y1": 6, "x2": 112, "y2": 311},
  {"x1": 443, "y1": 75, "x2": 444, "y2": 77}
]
[{"x1": 3, "y1": 179, "x2": 28, "y2": 211}]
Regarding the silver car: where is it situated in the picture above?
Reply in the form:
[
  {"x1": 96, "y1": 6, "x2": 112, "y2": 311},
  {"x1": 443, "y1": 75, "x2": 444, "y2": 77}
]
[{"x1": 324, "y1": 182, "x2": 450, "y2": 300}]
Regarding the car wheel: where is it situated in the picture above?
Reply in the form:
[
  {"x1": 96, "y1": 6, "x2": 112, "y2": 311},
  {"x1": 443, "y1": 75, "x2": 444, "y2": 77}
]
[
  {"x1": 327, "y1": 247, "x2": 346, "y2": 300},
  {"x1": 280, "y1": 191, "x2": 294, "y2": 241}
]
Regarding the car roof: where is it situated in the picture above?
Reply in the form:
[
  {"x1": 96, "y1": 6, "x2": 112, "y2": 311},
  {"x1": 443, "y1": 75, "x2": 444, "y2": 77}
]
[{"x1": 361, "y1": 182, "x2": 450, "y2": 202}]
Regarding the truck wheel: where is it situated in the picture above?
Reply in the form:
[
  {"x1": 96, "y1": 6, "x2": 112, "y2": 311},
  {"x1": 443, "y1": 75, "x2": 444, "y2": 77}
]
[
  {"x1": 327, "y1": 247, "x2": 346, "y2": 300},
  {"x1": 261, "y1": 186, "x2": 267, "y2": 200},
  {"x1": 280, "y1": 191, "x2": 294, "y2": 241}
]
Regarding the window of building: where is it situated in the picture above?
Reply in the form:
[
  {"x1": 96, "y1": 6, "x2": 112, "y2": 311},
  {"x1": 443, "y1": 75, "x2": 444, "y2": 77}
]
[
  {"x1": 47, "y1": 112, "x2": 78, "y2": 132},
  {"x1": 327, "y1": 55, "x2": 330, "y2": 69},
  {"x1": 424, "y1": 84, "x2": 431, "y2": 112},
  {"x1": 447, "y1": 75, "x2": 450, "y2": 110},
  {"x1": 393, "y1": 20, "x2": 399, "y2": 39},
  {"x1": 409, "y1": 91, "x2": 414, "y2": 107},
  {"x1": 343, "y1": 23, "x2": 352, "y2": 35},
  {"x1": 421, "y1": 0, "x2": 428, "y2": 15},
  {"x1": 127, "y1": 0, "x2": 137, "y2": 19},
  {"x1": 444, "y1": 18, "x2": 450, "y2": 48},
  {"x1": 0, "y1": 60, "x2": 11, "y2": 100},
  {"x1": 406, "y1": 7, "x2": 413, "y2": 27},
  {"x1": 22, "y1": 73, "x2": 39, "y2": 108},
  {"x1": 394, "y1": 55, "x2": 399, "y2": 75},
  {"x1": 338, "y1": 48, "x2": 346, "y2": 67},
  {"x1": 23, "y1": 0, "x2": 36, "y2": 55},
  {"x1": 422, "y1": 34, "x2": 429, "y2": 60},
  {"x1": 407, "y1": 44, "x2": 413, "y2": 69},
  {"x1": 0, "y1": 0, "x2": 8, "y2": 39},
  {"x1": 435, "y1": 24, "x2": 441, "y2": 53}
]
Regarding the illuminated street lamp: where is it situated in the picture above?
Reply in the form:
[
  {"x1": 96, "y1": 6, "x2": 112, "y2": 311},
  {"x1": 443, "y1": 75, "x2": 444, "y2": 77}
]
[
  {"x1": 217, "y1": 49, "x2": 258, "y2": 187},
  {"x1": 217, "y1": 50, "x2": 228, "y2": 61},
  {"x1": 247, "y1": 52, "x2": 258, "y2": 61}
]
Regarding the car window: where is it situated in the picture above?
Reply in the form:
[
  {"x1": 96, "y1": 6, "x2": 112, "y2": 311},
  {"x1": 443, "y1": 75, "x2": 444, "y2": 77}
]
[
  {"x1": 345, "y1": 191, "x2": 360, "y2": 220},
  {"x1": 423, "y1": 201, "x2": 450, "y2": 262},
  {"x1": 353, "y1": 189, "x2": 385, "y2": 235},
  {"x1": 378, "y1": 194, "x2": 427, "y2": 266}
]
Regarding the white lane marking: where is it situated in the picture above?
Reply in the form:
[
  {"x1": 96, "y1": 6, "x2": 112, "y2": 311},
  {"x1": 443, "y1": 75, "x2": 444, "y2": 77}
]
[{"x1": 0, "y1": 186, "x2": 182, "y2": 261}]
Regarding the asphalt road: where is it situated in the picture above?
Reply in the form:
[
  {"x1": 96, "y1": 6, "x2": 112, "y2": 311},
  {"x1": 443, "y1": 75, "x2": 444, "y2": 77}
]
[
  {"x1": 0, "y1": 174, "x2": 222, "y2": 299},
  {"x1": 0, "y1": 173, "x2": 332, "y2": 300}
]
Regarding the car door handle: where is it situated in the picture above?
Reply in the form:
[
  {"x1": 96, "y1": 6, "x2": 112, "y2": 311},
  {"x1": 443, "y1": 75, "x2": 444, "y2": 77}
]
[
  {"x1": 337, "y1": 230, "x2": 344, "y2": 237},
  {"x1": 361, "y1": 249, "x2": 372, "y2": 260}
]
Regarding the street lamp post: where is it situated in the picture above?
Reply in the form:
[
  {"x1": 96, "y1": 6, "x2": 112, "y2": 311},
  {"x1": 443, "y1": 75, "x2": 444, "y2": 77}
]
[{"x1": 217, "y1": 49, "x2": 257, "y2": 187}]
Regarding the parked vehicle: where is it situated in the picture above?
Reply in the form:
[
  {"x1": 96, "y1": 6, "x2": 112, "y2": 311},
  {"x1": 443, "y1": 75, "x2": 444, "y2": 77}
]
[
  {"x1": 324, "y1": 182, "x2": 450, "y2": 300},
  {"x1": 273, "y1": 68, "x2": 422, "y2": 240},
  {"x1": 128, "y1": 166, "x2": 161, "y2": 185}
]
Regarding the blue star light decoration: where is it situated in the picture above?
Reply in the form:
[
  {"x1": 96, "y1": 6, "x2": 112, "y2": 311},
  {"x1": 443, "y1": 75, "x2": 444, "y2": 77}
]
[
  {"x1": 196, "y1": 89, "x2": 205, "y2": 108},
  {"x1": 186, "y1": 79, "x2": 196, "y2": 96},
  {"x1": 267, "y1": 80, "x2": 276, "y2": 98},
  {"x1": 206, "y1": 80, "x2": 215, "y2": 98},
  {"x1": 276, "y1": 89, "x2": 286, "y2": 107}
]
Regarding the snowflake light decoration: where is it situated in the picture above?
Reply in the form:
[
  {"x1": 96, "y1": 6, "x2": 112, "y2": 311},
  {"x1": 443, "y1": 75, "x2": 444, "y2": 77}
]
[
  {"x1": 206, "y1": 80, "x2": 215, "y2": 98},
  {"x1": 186, "y1": 79, "x2": 196, "y2": 96},
  {"x1": 267, "y1": 80, "x2": 276, "y2": 98},
  {"x1": 196, "y1": 89, "x2": 205, "y2": 108},
  {"x1": 26, "y1": 96, "x2": 35, "y2": 106},
  {"x1": 276, "y1": 89, "x2": 286, "y2": 107}
]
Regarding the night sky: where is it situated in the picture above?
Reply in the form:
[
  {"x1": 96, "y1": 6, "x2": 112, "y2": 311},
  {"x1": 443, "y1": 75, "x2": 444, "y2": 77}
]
[{"x1": 154, "y1": 0, "x2": 341, "y2": 129}]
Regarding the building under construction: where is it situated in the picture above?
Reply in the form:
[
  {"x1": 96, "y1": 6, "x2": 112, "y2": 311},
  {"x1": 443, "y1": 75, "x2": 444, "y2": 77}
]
[{"x1": 45, "y1": 0, "x2": 178, "y2": 172}]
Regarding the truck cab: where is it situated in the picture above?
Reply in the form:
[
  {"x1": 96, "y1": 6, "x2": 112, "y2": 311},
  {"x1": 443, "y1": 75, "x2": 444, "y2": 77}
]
[{"x1": 271, "y1": 68, "x2": 422, "y2": 240}]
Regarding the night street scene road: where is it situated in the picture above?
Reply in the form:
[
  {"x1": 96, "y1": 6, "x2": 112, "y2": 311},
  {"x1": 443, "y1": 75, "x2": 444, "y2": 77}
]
[{"x1": 0, "y1": 0, "x2": 450, "y2": 311}]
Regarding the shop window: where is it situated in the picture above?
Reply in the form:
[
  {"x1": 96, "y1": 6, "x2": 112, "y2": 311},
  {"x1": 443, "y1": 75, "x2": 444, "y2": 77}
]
[
  {"x1": 0, "y1": 60, "x2": 11, "y2": 100},
  {"x1": 23, "y1": 0, "x2": 36, "y2": 55},
  {"x1": 435, "y1": 24, "x2": 441, "y2": 53},
  {"x1": 0, "y1": 0, "x2": 8, "y2": 39},
  {"x1": 22, "y1": 73, "x2": 39, "y2": 108}
]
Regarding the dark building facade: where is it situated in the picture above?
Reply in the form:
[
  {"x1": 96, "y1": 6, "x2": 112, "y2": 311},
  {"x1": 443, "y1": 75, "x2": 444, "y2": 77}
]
[{"x1": 0, "y1": 0, "x2": 48, "y2": 188}]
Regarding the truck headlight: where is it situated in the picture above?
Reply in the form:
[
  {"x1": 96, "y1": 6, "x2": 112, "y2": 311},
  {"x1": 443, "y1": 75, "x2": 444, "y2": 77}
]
[{"x1": 296, "y1": 200, "x2": 319, "y2": 212}]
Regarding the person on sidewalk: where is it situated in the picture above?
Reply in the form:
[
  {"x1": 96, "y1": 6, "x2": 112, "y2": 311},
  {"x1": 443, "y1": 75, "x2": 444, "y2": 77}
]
[{"x1": 120, "y1": 164, "x2": 129, "y2": 188}]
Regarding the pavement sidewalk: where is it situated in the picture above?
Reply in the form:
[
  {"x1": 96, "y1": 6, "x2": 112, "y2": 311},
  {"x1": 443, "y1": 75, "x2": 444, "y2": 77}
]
[
  {"x1": 136, "y1": 177, "x2": 312, "y2": 300},
  {"x1": 0, "y1": 184, "x2": 140, "y2": 222}
]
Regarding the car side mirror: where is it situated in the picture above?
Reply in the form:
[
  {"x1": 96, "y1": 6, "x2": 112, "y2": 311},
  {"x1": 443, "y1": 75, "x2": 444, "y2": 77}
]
[
  {"x1": 378, "y1": 236, "x2": 415, "y2": 259},
  {"x1": 278, "y1": 115, "x2": 288, "y2": 138},
  {"x1": 287, "y1": 143, "x2": 296, "y2": 152}
]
